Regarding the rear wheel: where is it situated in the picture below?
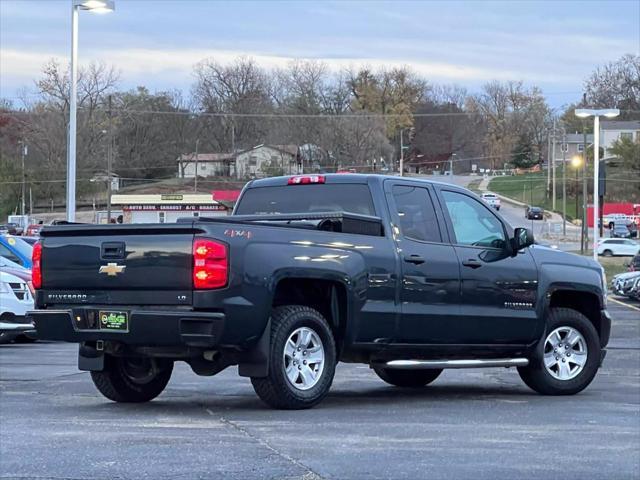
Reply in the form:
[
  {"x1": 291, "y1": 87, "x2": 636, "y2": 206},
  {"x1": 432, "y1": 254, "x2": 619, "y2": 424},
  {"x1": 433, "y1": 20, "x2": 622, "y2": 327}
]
[
  {"x1": 251, "y1": 306, "x2": 336, "y2": 409},
  {"x1": 90, "y1": 355, "x2": 173, "y2": 403},
  {"x1": 518, "y1": 308, "x2": 600, "y2": 395},
  {"x1": 373, "y1": 367, "x2": 442, "y2": 387}
]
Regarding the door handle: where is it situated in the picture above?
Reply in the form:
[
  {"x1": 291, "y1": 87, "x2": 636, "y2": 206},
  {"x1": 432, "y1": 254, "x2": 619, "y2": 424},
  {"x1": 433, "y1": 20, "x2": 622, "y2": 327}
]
[
  {"x1": 462, "y1": 259, "x2": 482, "y2": 269},
  {"x1": 404, "y1": 254, "x2": 426, "y2": 265}
]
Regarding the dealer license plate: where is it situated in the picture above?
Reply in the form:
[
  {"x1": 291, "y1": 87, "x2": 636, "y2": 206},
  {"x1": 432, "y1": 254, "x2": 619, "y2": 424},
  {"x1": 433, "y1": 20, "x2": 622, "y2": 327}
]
[{"x1": 98, "y1": 311, "x2": 129, "y2": 332}]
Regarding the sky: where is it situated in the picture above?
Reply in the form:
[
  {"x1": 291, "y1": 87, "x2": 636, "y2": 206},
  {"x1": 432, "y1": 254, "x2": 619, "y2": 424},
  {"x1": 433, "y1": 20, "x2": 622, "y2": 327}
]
[{"x1": 1, "y1": 0, "x2": 639, "y2": 109}]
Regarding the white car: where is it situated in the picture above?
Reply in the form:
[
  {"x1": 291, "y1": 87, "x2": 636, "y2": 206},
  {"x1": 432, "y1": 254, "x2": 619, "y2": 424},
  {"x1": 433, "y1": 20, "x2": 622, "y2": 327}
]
[
  {"x1": 597, "y1": 238, "x2": 640, "y2": 257},
  {"x1": 481, "y1": 192, "x2": 501, "y2": 210},
  {"x1": 0, "y1": 271, "x2": 35, "y2": 344}
]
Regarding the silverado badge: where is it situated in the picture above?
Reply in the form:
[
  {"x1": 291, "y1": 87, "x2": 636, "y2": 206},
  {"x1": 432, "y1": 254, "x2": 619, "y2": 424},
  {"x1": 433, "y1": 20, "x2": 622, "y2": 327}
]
[{"x1": 99, "y1": 263, "x2": 126, "y2": 276}]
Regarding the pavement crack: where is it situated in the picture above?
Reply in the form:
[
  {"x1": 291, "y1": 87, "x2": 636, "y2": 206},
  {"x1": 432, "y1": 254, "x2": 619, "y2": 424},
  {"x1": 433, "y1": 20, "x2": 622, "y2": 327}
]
[{"x1": 203, "y1": 406, "x2": 325, "y2": 480}]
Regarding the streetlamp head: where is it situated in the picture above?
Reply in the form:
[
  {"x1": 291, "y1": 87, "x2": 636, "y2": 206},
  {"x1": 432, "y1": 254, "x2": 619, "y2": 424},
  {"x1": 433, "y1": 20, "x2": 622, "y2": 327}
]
[
  {"x1": 75, "y1": 0, "x2": 115, "y2": 13},
  {"x1": 574, "y1": 108, "x2": 620, "y2": 119},
  {"x1": 571, "y1": 155, "x2": 582, "y2": 168}
]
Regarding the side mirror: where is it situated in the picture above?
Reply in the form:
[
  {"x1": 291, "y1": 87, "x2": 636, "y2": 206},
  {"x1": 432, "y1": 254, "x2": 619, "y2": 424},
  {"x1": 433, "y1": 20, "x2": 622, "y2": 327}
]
[{"x1": 513, "y1": 227, "x2": 534, "y2": 251}]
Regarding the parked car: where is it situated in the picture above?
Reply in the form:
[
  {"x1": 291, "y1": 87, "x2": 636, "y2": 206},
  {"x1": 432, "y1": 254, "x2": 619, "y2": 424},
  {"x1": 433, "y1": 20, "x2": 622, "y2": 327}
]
[
  {"x1": 611, "y1": 271, "x2": 640, "y2": 298},
  {"x1": 25, "y1": 224, "x2": 44, "y2": 237},
  {"x1": 603, "y1": 213, "x2": 628, "y2": 230},
  {"x1": 597, "y1": 238, "x2": 640, "y2": 257},
  {"x1": 611, "y1": 223, "x2": 632, "y2": 238},
  {"x1": 0, "y1": 235, "x2": 33, "y2": 269},
  {"x1": 526, "y1": 206, "x2": 544, "y2": 220},
  {"x1": 481, "y1": 192, "x2": 501, "y2": 210},
  {"x1": 30, "y1": 174, "x2": 610, "y2": 409},
  {"x1": 19, "y1": 236, "x2": 40, "y2": 246},
  {"x1": 628, "y1": 254, "x2": 640, "y2": 272},
  {"x1": 0, "y1": 223, "x2": 21, "y2": 235},
  {"x1": 0, "y1": 270, "x2": 35, "y2": 344}
]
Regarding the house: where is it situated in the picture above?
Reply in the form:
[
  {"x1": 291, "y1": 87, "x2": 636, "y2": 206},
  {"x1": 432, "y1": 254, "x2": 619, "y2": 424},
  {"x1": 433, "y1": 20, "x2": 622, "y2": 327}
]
[
  {"x1": 177, "y1": 153, "x2": 235, "y2": 178},
  {"x1": 235, "y1": 144, "x2": 300, "y2": 179},
  {"x1": 553, "y1": 133, "x2": 594, "y2": 165},
  {"x1": 601, "y1": 121, "x2": 640, "y2": 158},
  {"x1": 111, "y1": 193, "x2": 228, "y2": 224}
]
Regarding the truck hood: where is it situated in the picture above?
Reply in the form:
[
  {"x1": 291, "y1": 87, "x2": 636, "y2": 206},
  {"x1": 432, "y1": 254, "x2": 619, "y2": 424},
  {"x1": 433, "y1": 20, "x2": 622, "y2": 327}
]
[{"x1": 528, "y1": 245, "x2": 602, "y2": 274}]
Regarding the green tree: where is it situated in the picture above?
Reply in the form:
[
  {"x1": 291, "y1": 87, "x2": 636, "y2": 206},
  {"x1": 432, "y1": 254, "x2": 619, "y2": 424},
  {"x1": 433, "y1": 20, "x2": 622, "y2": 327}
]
[
  {"x1": 609, "y1": 136, "x2": 640, "y2": 172},
  {"x1": 511, "y1": 134, "x2": 535, "y2": 168}
]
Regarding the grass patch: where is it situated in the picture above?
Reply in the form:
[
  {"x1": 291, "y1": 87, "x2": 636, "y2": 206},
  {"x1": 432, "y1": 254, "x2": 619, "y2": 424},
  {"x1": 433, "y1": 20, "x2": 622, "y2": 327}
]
[
  {"x1": 489, "y1": 173, "x2": 580, "y2": 220},
  {"x1": 467, "y1": 179, "x2": 482, "y2": 193}
]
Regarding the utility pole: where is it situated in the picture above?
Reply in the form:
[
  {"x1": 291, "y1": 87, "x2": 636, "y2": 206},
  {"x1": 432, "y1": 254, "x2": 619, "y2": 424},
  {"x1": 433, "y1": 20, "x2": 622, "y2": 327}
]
[
  {"x1": 551, "y1": 119, "x2": 557, "y2": 210},
  {"x1": 581, "y1": 126, "x2": 588, "y2": 254},
  {"x1": 450, "y1": 153, "x2": 456, "y2": 179},
  {"x1": 562, "y1": 131, "x2": 567, "y2": 236},
  {"x1": 546, "y1": 127, "x2": 552, "y2": 199},
  {"x1": 193, "y1": 138, "x2": 200, "y2": 193},
  {"x1": 399, "y1": 129, "x2": 404, "y2": 176},
  {"x1": 107, "y1": 95, "x2": 113, "y2": 222},
  {"x1": 20, "y1": 142, "x2": 27, "y2": 216}
]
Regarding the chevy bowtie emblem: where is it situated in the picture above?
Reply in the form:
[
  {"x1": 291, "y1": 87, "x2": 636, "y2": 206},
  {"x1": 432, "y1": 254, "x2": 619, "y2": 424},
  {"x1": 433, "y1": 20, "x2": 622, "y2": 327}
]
[{"x1": 99, "y1": 263, "x2": 126, "y2": 276}]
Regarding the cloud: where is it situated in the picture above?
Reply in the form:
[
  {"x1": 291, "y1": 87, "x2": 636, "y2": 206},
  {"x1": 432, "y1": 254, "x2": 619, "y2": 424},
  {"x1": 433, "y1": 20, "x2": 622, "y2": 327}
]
[{"x1": 2, "y1": 45, "x2": 570, "y2": 98}]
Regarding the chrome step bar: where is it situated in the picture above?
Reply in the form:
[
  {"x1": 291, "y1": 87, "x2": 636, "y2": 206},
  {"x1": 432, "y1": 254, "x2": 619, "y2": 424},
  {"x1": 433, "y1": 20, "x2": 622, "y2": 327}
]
[{"x1": 383, "y1": 358, "x2": 529, "y2": 370}]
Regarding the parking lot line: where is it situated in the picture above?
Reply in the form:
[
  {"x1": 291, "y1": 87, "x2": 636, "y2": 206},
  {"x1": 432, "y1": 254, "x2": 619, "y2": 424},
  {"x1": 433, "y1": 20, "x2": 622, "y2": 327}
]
[{"x1": 609, "y1": 297, "x2": 640, "y2": 312}]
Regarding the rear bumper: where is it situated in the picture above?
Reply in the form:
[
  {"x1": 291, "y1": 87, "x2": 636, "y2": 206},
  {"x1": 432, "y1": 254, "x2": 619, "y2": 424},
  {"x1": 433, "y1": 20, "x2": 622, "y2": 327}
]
[{"x1": 28, "y1": 308, "x2": 225, "y2": 348}]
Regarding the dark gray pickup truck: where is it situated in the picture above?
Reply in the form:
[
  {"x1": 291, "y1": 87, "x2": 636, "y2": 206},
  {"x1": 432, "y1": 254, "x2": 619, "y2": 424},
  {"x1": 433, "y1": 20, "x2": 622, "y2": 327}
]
[{"x1": 29, "y1": 174, "x2": 611, "y2": 409}]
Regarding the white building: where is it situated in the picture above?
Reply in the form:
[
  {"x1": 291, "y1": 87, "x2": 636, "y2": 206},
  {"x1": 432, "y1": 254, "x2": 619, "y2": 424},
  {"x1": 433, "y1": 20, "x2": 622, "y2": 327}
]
[
  {"x1": 177, "y1": 153, "x2": 235, "y2": 178},
  {"x1": 235, "y1": 144, "x2": 299, "y2": 179},
  {"x1": 111, "y1": 194, "x2": 228, "y2": 224},
  {"x1": 601, "y1": 120, "x2": 640, "y2": 158}
]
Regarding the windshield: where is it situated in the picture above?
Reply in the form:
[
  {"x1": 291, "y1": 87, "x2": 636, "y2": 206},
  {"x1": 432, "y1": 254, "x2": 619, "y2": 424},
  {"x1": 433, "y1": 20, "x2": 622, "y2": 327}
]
[{"x1": 235, "y1": 184, "x2": 376, "y2": 216}]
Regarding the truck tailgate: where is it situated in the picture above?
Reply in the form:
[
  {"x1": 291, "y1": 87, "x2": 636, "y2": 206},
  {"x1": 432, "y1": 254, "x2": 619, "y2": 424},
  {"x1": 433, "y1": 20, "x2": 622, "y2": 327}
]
[{"x1": 39, "y1": 224, "x2": 199, "y2": 303}]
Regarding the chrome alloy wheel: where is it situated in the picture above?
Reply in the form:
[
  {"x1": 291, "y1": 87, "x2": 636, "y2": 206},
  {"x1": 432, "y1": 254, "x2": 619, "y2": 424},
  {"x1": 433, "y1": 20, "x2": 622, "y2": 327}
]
[
  {"x1": 283, "y1": 327, "x2": 325, "y2": 391},
  {"x1": 543, "y1": 326, "x2": 588, "y2": 380}
]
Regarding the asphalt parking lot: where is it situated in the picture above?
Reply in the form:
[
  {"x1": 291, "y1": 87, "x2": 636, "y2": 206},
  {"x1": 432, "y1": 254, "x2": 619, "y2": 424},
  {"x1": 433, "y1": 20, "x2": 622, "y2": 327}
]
[{"x1": 1, "y1": 301, "x2": 638, "y2": 480}]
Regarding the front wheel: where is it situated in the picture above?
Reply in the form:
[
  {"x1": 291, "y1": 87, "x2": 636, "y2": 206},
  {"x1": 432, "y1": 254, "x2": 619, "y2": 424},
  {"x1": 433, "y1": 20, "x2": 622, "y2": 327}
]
[
  {"x1": 251, "y1": 306, "x2": 336, "y2": 409},
  {"x1": 518, "y1": 308, "x2": 600, "y2": 395},
  {"x1": 602, "y1": 249, "x2": 613, "y2": 257},
  {"x1": 90, "y1": 355, "x2": 173, "y2": 403},
  {"x1": 373, "y1": 367, "x2": 442, "y2": 387}
]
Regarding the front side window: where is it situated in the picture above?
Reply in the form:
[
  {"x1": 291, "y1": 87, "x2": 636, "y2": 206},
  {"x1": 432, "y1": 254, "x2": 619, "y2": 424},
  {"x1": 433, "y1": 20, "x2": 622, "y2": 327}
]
[
  {"x1": 442, "y1": 190, "x2": 506, "y2": 248},
  {"x1": 391, "y1": 185, "x2": 441, "y2": 243}
]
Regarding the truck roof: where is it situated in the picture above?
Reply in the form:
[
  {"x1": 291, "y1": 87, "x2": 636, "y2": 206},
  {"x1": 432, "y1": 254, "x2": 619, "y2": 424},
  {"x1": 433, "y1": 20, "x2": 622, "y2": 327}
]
[{"x1": 246, "y1": 173, "x2": 464, "y2": 190}]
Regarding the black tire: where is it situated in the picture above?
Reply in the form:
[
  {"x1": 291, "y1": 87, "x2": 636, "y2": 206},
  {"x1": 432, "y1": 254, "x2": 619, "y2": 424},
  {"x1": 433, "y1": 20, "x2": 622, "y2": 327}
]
[
  {"x1": 518, "y1": 308, "x2": 600, "y2": 395},
  {"x1": 602, "y1": 249, "x2": 613, "y2": 257},
  {"x1": 90, "y1": 355, "x2": 173, "y2": 403},
  {"x1": 251, "y1": 305, "x2": 336, "y2": 409},
  {"x1": 373, "y1": 367, "x2": 442, "y2": 387}
]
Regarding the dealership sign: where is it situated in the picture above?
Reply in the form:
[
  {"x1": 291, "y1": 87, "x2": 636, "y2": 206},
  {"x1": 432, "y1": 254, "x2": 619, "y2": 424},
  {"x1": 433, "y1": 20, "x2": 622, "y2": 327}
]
[{"x1": 123, "y1": 204, "x2": 227, "y2": 211}]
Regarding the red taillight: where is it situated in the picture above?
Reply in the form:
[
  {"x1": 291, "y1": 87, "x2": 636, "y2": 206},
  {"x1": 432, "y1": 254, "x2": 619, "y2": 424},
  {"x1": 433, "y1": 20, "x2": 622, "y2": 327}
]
[
  {"x1": 287, "y1": 175, "x2": 325, "y2": 185},
  {"x1": 32, "y1": 241, "x2": 42, "y2": 289},
  {"x1": 192, "y1": 239, "x2": 228, "y2": 289}
]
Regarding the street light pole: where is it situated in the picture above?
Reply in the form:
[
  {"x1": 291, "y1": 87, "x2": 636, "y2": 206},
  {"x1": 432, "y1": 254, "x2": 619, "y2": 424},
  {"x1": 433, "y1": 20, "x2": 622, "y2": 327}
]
[
  {"x1": 575, "y1": 108, "x2": 620, "y2": 261},
  {"x1": 66, "y1": 0, "x2": 115, "y2": 222},
  {"x1": 66, "y1": 4, "x2": 79, "y2": 222}
]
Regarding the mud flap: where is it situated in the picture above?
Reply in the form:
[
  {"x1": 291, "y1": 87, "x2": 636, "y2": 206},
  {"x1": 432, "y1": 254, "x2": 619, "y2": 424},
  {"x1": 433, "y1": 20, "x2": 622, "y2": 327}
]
[
  {"x1": 238, "y1": 320, "x2": 270, "y2": 378},
  {"x1": 78, "y1": 342, "x2": 104, "y2": 371}
]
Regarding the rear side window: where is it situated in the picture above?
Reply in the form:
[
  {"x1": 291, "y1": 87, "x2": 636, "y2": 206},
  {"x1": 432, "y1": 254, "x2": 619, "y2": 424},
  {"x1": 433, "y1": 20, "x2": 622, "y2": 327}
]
[
  {"x1": 235, "y1": 184, "x2": 375, "y2": 216},
  {"x1": 391, "y1": 185, "x2": 441, "y2": 243}
]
